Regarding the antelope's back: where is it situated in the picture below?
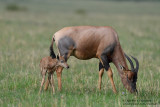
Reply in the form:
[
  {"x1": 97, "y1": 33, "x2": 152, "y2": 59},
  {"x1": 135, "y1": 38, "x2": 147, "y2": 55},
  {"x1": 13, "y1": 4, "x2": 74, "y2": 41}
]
[
  {"x1": 40, "y1": 57, "x2": 57, "y2": 69},
  {"x1": 54, "y1": 26, "x2": 119, "y2": 46}
]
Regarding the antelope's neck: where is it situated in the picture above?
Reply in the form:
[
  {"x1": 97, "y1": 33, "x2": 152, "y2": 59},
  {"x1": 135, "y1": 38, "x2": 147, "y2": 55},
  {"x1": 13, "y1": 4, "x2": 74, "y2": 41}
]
[{"x1": 112, "y1": 45, "x2": 128, "y2": 75}]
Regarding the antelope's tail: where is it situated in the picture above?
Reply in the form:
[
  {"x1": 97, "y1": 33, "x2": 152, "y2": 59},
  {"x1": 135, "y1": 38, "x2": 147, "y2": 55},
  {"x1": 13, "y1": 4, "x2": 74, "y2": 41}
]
[{"x1": 50, "y1": 36, "x2": 56, "y2": 58}]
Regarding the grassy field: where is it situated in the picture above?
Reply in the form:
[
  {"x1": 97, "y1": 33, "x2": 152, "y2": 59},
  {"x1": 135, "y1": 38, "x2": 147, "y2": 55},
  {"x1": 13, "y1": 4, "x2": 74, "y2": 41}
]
[{"x1": 0, "y1": 0, "x2": 160, "y2": 106}]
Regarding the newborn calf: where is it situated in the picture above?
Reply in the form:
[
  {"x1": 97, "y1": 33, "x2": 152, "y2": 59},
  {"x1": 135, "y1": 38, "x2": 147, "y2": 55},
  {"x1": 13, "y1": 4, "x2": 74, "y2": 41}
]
[{"x1": 39, "y1": 56, "x2": 69, "y2": 94}]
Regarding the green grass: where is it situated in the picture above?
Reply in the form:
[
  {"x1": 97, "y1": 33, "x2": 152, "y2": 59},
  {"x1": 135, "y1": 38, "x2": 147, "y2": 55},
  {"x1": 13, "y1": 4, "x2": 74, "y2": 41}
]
[{"x1": 0, "y1": 0, "x2": 160, "y2": 106}]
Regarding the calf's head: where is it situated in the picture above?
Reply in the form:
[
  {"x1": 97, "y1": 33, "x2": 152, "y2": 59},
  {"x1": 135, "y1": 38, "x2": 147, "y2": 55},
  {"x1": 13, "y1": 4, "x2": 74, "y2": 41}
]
[{"x1": 56, "y1": 55, "x2": 69, "y2": 69}]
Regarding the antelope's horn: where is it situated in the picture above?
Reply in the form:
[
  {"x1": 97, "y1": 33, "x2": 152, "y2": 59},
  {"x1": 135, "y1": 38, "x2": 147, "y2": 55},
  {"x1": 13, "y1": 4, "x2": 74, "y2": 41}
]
[
  {"x1": 131, "y1": 56, "x2": 139, "y2": 73},
  {"x1": 125, "y1": 53, "x2": 134, "y2": 72}
]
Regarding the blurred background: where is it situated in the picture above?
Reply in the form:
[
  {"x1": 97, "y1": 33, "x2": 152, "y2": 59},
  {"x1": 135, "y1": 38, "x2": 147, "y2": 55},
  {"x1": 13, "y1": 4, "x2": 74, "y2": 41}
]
[{"x1": 0, "y1": 0, "x2": 160, "y2": 106}]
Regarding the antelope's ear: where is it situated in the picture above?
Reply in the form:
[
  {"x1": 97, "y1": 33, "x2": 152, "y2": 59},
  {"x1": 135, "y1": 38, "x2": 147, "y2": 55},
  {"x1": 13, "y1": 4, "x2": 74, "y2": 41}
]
[
  {"x1": 56, "y1": 55, "x2": 59, "y2": 60},
  {"x1": 127, "y1": 71, "x2": 135, "y2": 80}
]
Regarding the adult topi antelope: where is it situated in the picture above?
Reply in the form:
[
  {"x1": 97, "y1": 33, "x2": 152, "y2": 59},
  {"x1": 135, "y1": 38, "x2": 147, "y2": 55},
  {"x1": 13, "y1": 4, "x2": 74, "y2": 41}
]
[{"x1": 47, "y1": 26, "x2": 139, "y2": 93}]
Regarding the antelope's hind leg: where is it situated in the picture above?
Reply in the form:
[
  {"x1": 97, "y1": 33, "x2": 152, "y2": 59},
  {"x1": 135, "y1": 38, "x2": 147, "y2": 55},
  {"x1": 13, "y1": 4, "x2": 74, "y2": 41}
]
[
  {"x1": 39, "y1": 69, "x2": 46, "y2": 94},
  {"x1": 51, "y1": 73, "x2": 55, "y2": 94}
]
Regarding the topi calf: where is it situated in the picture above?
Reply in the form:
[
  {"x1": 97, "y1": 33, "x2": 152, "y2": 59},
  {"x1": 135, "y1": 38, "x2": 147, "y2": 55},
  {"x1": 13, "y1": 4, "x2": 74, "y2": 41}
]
[{"x1": 39, "y1": 56, "x2": 69, "y2": 94}]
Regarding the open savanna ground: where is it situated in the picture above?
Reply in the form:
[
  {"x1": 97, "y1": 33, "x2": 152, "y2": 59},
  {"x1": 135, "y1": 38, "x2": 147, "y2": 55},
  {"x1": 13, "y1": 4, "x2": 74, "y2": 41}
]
[{"x1": 0, "y1": 0, "x2": 160, "y2": 106}]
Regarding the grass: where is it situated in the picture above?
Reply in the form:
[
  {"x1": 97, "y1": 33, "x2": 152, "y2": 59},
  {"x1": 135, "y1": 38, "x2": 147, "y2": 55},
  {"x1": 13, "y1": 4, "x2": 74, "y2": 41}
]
[
  {"x1": 0, "y1": 0, "x2": 160, "y2": 106},
  {"x1": 6, "y1": 4, "x2": 27, "y2": 11}
]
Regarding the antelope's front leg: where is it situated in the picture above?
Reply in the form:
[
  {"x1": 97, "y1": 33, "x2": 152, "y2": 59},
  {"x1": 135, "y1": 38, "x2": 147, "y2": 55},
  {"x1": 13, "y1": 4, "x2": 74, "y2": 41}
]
[
  {"x1": 107, "y1": 67, "x2": 117, "y2": 93},
  {"x1": 48, "y1": 72, "x2": 55, "y2": 94},
  {"x1": 44, "y1": 78, "x2": 49, "y2": 91},
  {"x1": 98, "y1": 55, "x2": 117, "y2": 93},
  {"x1": 56, "y1": 66, "x2": 63, "y2": 91},
  {"x1": 98, "y1": 62, "x2": 104, "y2": 90},
  {"x1": 51, "y1": 73, "x2": 55, "y2": 94}
]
